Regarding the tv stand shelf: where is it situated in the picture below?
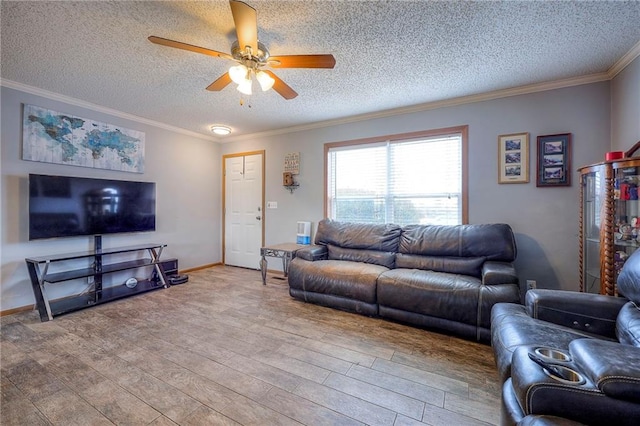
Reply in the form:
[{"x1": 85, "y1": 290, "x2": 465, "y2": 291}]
[
  {"x1": 40, "y1": 258, "x2": 156, "y2": 283},
  {"x1": 25, "y1": 243, "x2": 168, "y2": 321}
]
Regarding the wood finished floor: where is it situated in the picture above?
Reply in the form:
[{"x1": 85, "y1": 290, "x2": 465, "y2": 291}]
[{"x1": 1, "y1": 266, "x2": 502, "y2": 425}]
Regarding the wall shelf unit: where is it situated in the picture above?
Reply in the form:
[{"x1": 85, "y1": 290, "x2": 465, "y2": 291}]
[{"x1": 25, "y1": 242, "x2": 168, "y2": 321}]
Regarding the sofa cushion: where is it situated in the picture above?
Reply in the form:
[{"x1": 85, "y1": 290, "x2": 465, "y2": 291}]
[
  {"x1": 287, "y1": 259, "x2": 388, "y2": 304},
  {"x1": 617, "y1": 248, "x2": 640, "y2": 304},
  {"x1": 615, "y1": 249, "x2": 640, "y2": 347},
  {"x1": 327, "y1": 244, "x2": 396, "y2": 269},
  {"x1": 399, "y1": 223, "x2": 516, "y2": 261},
  {"x1": 377, "y1": 269, "x2": 481, "y2": 326},
  {"x1": 395, "y1": 253, "x2": 485, "y2": 277},
  {"x1": 616, "y1": 302, "x2": 640, "y2": 347},
  {"x1": 315, "y1": 219, "x2": 402, "y2": 252}
]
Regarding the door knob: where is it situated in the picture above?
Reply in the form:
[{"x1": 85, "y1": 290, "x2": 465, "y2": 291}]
[{"x1": 256, "y1": 216, "x2": 262, "y2": 221}]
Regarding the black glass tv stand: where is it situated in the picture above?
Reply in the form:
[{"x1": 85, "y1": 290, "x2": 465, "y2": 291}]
[{"x1": 25, "y1": 242, "x2": 168, "y2": 321}]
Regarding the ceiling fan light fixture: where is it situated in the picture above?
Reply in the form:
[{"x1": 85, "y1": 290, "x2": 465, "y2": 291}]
[
  {"x1": 229, "y1": 64, "x2": 249, "y2": 84},
  {"x1": 210, "y1": 125, "x2": 231, "y2": 136},
  {"x1": 256, "y1": 70, "x2": 275, "y2": 91},
  {"x1": 237, "y1": 78, "x2": 253, "y2": 95},
  {"x1": 148, "y1": 0, "x2": 335, "y2": 101}
]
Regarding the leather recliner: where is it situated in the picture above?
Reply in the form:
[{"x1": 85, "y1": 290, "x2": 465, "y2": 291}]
[
  {"x1": 491, "y1": 248, "x2": 640, "y2": 425},
  {"x1": 288, "y1": 219, "x2": 520, "y2": 342}
]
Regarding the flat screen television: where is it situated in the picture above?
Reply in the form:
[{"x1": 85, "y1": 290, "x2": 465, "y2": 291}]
[{"x1": 29, "y1": 174, "x2": 156, "y2": 240}]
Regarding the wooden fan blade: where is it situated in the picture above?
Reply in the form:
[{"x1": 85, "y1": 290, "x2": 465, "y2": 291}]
[
  {"x1": 206, "y1": 73, "x2": 232, "y2": 91},
  {"x1": 148, "y1": 36, "x2": 233, "y2": 60},
  {"x1": 263, "y1": 70, "x2": 298, "y2": 100},
  {"x1": 229, "y1": 0, "x2": 258, "y2": 54},
  {"x1": 269, "y1": 54, "x2": 336, "y2": 69}
]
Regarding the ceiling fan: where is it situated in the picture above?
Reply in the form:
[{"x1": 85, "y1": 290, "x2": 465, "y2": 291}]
[{"x1": 148, "y1": 0, "x2": 336, "y2": 100}]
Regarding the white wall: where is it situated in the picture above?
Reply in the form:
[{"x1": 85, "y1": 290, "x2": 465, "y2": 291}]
[
  {"x1": 1, "y1": 86, "x2": 222, "y2": 311},
  {"x1": 3, "y1": 70, "x2": 636, "y2": 312},
  {"x1": 222, "y1": 82, "x2": 612, "y2": 292},
  {"x1": 611, "y1": 56, "x2": 640, "y2": 152}
]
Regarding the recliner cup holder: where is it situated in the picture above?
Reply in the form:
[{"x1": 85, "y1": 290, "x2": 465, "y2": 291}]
[
  {"x1": 543, "y1": 365, "x2": 586, "y2": 385},
  {"x1": 535, "y1": 347, "x2": 572, "y2": 363}
]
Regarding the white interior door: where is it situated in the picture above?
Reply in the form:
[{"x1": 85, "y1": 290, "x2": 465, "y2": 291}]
[{"x1": 224, "y1": 153, "x2": 263, "y2": 269}]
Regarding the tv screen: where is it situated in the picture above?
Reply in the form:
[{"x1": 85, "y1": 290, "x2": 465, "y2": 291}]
[{"x1": 29, "y1": 174, "x2": 156, "y2": 240}]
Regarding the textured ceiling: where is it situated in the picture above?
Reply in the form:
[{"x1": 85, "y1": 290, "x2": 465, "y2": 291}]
[{"x1": 2, "y1": 1, "x2": 639, "y2": 142}]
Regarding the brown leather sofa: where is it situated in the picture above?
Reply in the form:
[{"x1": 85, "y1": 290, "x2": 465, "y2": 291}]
[{"x1": 287, "y1": 219, "x2": 520, "y2": 342}]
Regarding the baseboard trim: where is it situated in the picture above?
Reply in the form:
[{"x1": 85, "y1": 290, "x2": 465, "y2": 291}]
[
  {"x1": 180, "y1": 262, "x2": 223, "y2": 274},
  {"x1": 1, "y1": 304, "x2": 35, "y2": 317},
  {"x1": 1, "y1": 263, "x2": 225, "y2": 317}
]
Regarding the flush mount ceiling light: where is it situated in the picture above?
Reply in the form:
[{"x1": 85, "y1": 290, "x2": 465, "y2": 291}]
[{"x1": 210, "y1": 125, "x2": 231, "y2": 136}]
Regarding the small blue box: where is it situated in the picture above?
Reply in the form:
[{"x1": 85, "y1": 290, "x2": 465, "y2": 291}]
[{"x1": 297, "y1": 235, "x2": 310, "y2": 245}]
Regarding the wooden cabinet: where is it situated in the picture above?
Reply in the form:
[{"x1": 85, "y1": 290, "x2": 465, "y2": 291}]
[{"x1": 579, "y1": 158, "x2": 640, "y2": 295}]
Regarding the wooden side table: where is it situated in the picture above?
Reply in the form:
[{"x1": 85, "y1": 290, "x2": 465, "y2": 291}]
[{"x1": 259, "y1": 243, "x2": 307, "y2": 285}]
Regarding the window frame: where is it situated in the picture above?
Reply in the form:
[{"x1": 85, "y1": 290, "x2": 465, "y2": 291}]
[{"x1": 323, "y1": 125, "x2": 469, "y2": 224}]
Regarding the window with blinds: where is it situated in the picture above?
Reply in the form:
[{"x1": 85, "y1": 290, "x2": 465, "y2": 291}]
[{"x1": 326, "y1": 127, "x2": 467, "y2": 225}]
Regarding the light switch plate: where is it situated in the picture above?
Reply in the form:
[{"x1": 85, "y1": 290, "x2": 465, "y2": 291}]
[{"x1": 267, "y1": 201, "x2": 278, "y2": 209}]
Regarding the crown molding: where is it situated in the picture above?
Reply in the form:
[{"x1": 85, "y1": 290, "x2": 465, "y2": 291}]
[
  {"x1": 0, "y1": 79, "x2": 217, "y2": 142},
  {"x1": 608, "y1": 39, "x2": 640, "y2": 78},
  {"x1": 224, "y1": 71, "x2": 611, "y2": 143}
]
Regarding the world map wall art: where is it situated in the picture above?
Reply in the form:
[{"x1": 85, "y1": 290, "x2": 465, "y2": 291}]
[{"x1": 22, "y1": 104, "x2": 145, "y2": 173}]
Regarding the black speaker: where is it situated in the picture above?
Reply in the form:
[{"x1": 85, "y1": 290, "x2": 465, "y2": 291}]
[
  {"x1": 159, "y1": 258, "x2": 178, "y2": 276},
  {"x1": 152, "y1": 258, "x2": 178, "y2": 283}
]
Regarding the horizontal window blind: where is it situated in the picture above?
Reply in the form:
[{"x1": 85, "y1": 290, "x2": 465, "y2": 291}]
[{"x1": 327, "y1": 133, "x2": 463, "y2": 225}]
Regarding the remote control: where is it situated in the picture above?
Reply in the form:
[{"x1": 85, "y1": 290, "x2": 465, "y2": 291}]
[{"x1": 527, "y1": 352, "x2": 574, "y2": 381}]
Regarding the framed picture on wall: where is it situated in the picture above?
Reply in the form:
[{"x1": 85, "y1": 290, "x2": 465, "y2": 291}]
[
  {"x1": 536, "y1": 133, "x2": 571, "y2": 187},
  {"x1": 498, "y1": 132, "x2": 529, "y2": 184}
]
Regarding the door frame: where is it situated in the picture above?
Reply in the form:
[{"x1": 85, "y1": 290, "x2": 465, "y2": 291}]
[{"x1": 222, "y1": 150, "x2": 266, "y2": 265}]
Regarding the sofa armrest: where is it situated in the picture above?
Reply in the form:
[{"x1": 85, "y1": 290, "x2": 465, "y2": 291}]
[
  {"x1": 295, "y1": 245, "x2": 328, "y2": 261},
  {"x1": 508, "y1": 346, "x2": 640, "y2": 426},
  {"x1": 525, "y1": 290, "x2": 628, "y2": 338},
  {"x1": 571, "y1": 338, "x2": 640, "y2": 403},
  {"x1": 482, "y1": 261, "x2": 518, "y2": 285}
]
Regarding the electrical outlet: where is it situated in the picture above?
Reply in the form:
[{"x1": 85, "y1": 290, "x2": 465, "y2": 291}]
[{"x1": 526, "y1": 280, "x2": 537, "y2": 290}]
